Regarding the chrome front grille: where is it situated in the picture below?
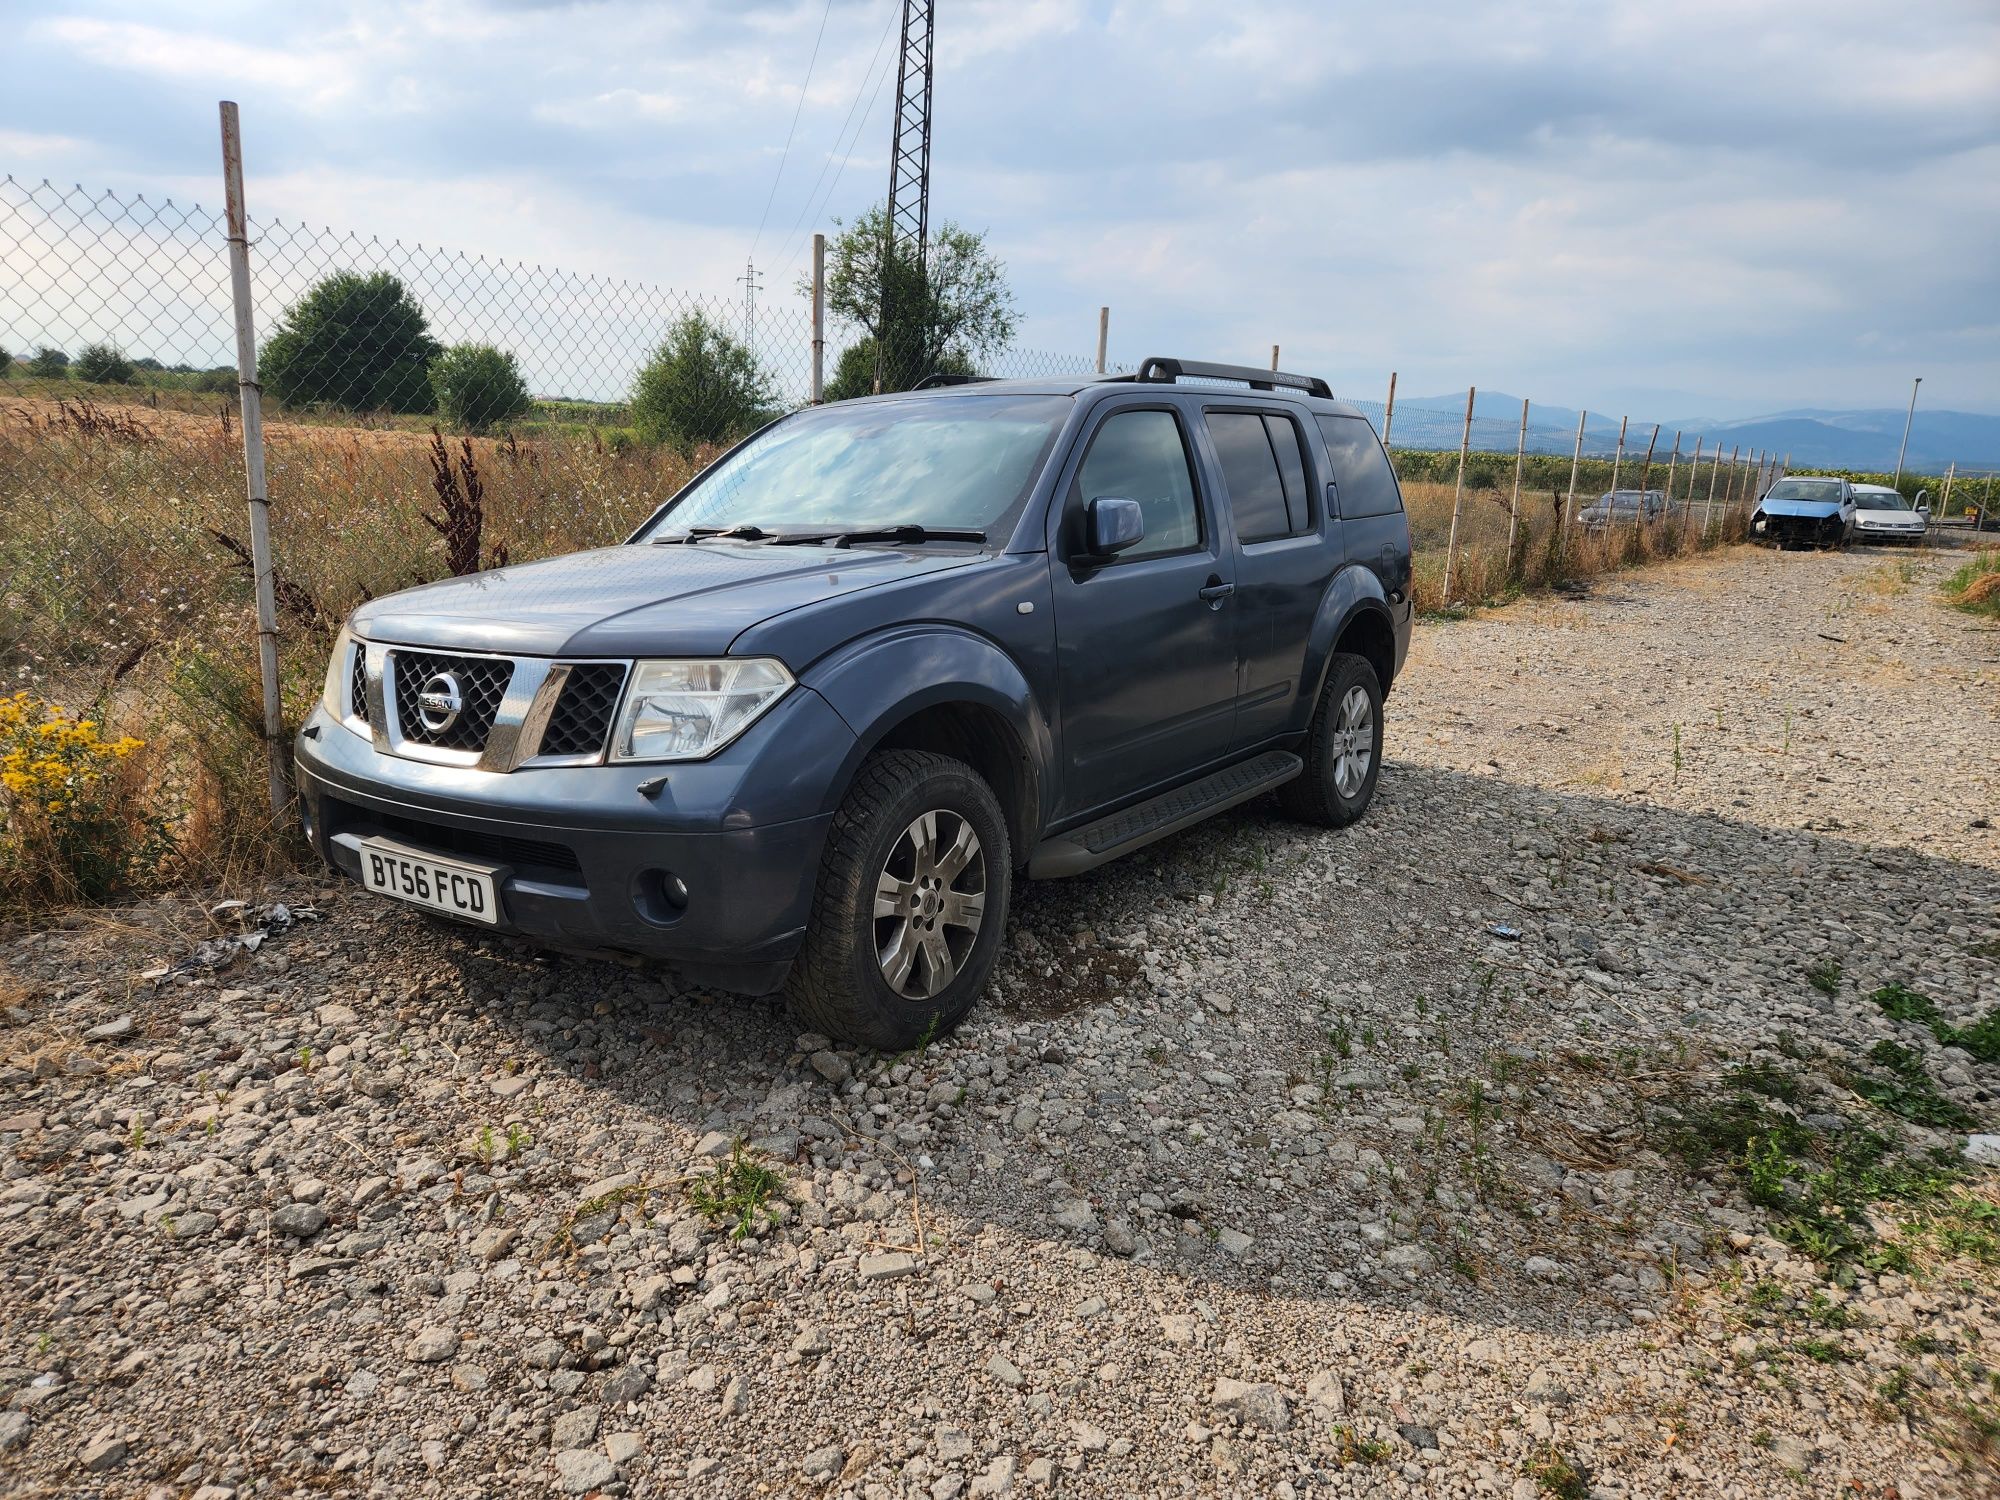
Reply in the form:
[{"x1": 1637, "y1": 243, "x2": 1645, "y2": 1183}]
[
  {"x1": 352, "y1": 643, "x2": 629, "y2": 771},
  {"x1": 390, "y1": 651, "x2": 514, "y2": 752}
]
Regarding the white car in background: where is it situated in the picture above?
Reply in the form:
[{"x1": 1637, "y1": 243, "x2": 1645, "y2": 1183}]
[{"x1": 1850, "y1": 483, "x2": 1929, "y2": 545}]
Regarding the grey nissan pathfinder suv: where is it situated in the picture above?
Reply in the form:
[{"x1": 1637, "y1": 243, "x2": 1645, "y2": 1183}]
[{"x1": 296, "y1": 357, "x2": 1414, "y2": 1047}]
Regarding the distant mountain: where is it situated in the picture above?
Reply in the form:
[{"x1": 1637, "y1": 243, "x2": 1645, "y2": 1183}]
[{"x1": 1394, "y1": 393, "x2": 1999, "y2": 473}]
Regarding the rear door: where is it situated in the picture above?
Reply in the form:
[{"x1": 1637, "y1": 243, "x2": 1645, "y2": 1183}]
[
  {"x1": 1197, "y1": 404, "x2": 1328, "y2": 747},
  {"x1": 1046, "y1": 400, "x2": 1240, "y2": 819}
]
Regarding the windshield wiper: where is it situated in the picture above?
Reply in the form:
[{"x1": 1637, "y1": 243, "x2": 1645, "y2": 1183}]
[
  {"x1": 819, "y1": 525, "x2": 988, "y2": 549},
  {"x1": 655, "y1": 524, "x2": 776, "y2": 545}
]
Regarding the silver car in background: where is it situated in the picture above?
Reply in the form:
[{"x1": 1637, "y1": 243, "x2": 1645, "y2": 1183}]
[
  {"x1": 1850, "y1": 483, "x2": 1929, "y2": 545},
  {"x1": 1577, "y1": 489, "x2": 1666, "y2": 529}
]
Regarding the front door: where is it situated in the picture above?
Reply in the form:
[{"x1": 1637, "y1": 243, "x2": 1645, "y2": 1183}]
[{"x1": 1048, "y1": 402, "x2": 1239, "y2": 820}]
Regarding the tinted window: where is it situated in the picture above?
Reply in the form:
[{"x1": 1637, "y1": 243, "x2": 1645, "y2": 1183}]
[
  {"x1": 1207, "y1": 412, "x2": 1290, "y2": 543},
  {"x1": 1264, "y1": 415, "x2": 1311, "y2": 533},
  {"x1": 1315, "y1": 414, "x2": 1403, "y2": 518},
  {"x1": 1073, "y1": 409, "x2": 1199, "y2": 559}
]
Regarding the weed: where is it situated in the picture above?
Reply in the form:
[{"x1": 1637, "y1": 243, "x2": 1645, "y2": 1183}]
[
  {"x1": 1804, "y1": 960, "x2": 1841, "y2": 996},
  {"x1": 1848, "y1": 1042, "x2": 1976, "y2": 1131},
  {"x1": 506, "y1": 1122, "x2": 531, "y2": 1156},
  {"x1": 1868, "y1": 983, "x2": 2000, "y2": 1064},
  {"x1": 685, "y1": 1142, "x2": 783, "y2": 1242},
  {"x1": 128, "y1": 1119, "x2": 146, "y2": 1152},
  {"x1": 1329, "y1": 1425, "x2": 1393, "y2": 1466},
  {"x1": 1795, "y1": 1337, "x2": 1849, "y2": 1364},
  {"x1": 1671, "y1": 722, "x2": 1682, "y2": 781},
  {"x1": 1521, "y1": 1445, "x2": 1591, "y2": 1500}
]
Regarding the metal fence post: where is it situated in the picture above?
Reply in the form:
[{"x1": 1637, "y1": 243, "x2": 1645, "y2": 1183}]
[
  {"x1": 1442, "y1": 385, "x2": 1475, "y2": 604},
  {"x1": 1726, "y1": 445, "x2": 1741, "y2": 509},
  {"x1": 1382, "y1": 371, "x2": 1397, "y2": 448},
  {"x1": 1677, "y1": 434, "x2": 1696, "y2": 530},
  {"x1": 1507, "y1": 396, "x2": 1528, "y2": 561},
  {"x1": 1270, "y1": 344, "x2": 1280, "y2": 372},
  {"x1": 218, "y1": 101, "x2": 288, "y2": 817},
  {"x1": 1610, "y1": 415, "x2": 1628, "y2": 497},
  {"x1": 1706, "y1": 440, "x2": 1722, "y2": 528},
  {"x1": 1095, "y1": 306, "x2": 1109, "y2": 375},
  {"x1": 1565, "y1": 409, "x2": 1586, "y2": 526},
  {"x1": 1635, "y1": 423, "x2": 1659, "y2": 526},
  {"x1": 1664, "y1": 430, "x2": 1681, "y2": 527},
  {"x1": 1941, "y1": 461, "x2": 1957, "y2": 519},
  {"x1": 810, "y1": 231, "x2": 825, "y2": 404}
]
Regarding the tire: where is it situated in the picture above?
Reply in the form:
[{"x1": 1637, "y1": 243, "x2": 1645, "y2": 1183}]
[
  {"x1": 786, "y1": 749, "x2": 1011, "y2": 1050},
  {"x1": 1278, "y1": 652, "x2": 1384, "y2": 828}
]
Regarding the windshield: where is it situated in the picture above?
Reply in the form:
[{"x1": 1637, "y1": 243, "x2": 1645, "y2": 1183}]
[
  {"x1": 1764, "y1": 478, "x2": 1842, "y2": 503},
  {"x1": 635, "y1": 394, "x2": 1073, "y2": 541},
  {"x1": 1596, "y1": 492, "x2": 1646, "y2": 509},
  {"x1": 1854, "y1": 491, "x2": 1909, "y2": 510}
]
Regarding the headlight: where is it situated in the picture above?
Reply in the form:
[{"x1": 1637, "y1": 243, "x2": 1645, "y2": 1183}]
[
  {"x1": 320, "y1": 624, "x2": 354, "y2": 721},
  {"x1": 610, "y1": 658, "x2": 793, "y2": 762}
]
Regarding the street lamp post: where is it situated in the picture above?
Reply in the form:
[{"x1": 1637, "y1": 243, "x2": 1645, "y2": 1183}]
[{"x1": 1893, "y1": 376, "x2": 1922, "y2": 488}]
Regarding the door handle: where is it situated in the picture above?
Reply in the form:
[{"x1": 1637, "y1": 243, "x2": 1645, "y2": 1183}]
[{"x1": 1198, "y1": 578, "x2": 1235, "y2": 606}]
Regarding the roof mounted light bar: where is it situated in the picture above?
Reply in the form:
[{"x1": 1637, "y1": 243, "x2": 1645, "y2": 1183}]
[{"x1": 1131, "y1": 356, "x2": 1333, "y2": 400}]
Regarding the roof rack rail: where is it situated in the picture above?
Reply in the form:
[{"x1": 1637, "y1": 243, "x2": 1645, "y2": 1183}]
[
  {"x1": 911, "y1": 372, "x2": 994, "y2": 390},
  {"x1": 1132, "y1": 356, "x2": 1333, "y2": 400}
]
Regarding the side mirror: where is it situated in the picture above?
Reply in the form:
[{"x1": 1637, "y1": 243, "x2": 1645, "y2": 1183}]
[{"x1": 1085, "y1": 496, "x2": 1145, "y2": 558}]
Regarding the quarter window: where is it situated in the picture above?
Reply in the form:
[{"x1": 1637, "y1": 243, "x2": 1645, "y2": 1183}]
[
  {"x1": 1315, "y1": 414, "x2": 1404, "y2": 518},
  {"x1": 1072, "y1": 409, "x2": 1200, "y2": 560}
]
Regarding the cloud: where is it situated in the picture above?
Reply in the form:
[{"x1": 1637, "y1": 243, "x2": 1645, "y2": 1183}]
[{"x1": 3, "y1": 0, "x2": 1995, "y2": 417}]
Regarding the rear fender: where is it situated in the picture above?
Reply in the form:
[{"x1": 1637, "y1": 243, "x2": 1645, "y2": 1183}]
[{"x1": 1295, "y1": 564, "x2": 1396, "y2": 733}]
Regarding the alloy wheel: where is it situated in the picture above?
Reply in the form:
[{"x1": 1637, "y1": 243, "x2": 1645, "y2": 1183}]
[
  {"x1": 1331, "y1": 684, "x2": 1374, "y2": 798},
  {"x1": 873, "y1": 809, "x2": 987, "y2": 1000}
]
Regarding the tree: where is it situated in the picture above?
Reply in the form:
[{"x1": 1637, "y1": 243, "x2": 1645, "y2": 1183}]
[
  {"x1": 261, "y1": 271, "x2": 440, "y2": 413},
  {"x1": 825, "y1": 337, "x2": 974, "y2": 403},
  {"x1": 27, "y1": 347, "x2": 69, "y2": 379},
  {"x1": 630, "y1": 311, "x2": 775, "y2": 453},
  {"x1": 815, "y1": 203, "x2": 1017, "y2": 396},
  {"x1": 0, "y1": 346, "x2": 10, "y2": 378},
  {"x1": 430, "y1": 344, "x2": 533, "y2": 432},
  {"x1": 73, "y1": 342, "x2": 137, "y2": 385}
]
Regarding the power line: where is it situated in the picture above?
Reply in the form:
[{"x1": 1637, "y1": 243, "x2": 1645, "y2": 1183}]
[
  {"x1": 748, "y1": 0, "x2": 835, "y2": 265},
  {"x1": 774, "y1": 0, "x2": 901, "y2": 284}
]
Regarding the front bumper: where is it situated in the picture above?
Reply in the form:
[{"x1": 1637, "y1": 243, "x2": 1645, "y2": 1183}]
[
  {"x1": 1853, "y1": 523, "x2": 1925, "y2": 544},
  {"x1": 294, "y1": 686, "x2": 856, "y2": 994},
  {"x1": 1753, "y1": 511, "x2": 1847, "y2": 547}
]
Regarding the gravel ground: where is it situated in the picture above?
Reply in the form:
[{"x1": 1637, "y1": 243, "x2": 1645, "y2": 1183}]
[{"x1": 3, "y1": 544, "x2": 1997, "y2": 1499}]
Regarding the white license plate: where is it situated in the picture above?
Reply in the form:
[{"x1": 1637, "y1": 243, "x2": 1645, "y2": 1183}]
[{"x1": 358, "y1": 838, "x2": 501, "y2": 925}]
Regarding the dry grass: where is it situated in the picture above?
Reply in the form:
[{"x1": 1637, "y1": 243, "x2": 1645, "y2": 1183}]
[
  {"x1": 1400, "y1": 477, "x2": 1748, "y2": 614},
  {"x1": 0, "y1": 386, "x2": 1748, "y2": 902}
]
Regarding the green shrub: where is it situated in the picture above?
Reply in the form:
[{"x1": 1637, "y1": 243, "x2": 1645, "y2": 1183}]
[
  {"x1": 26, "y1": 347, "x2": 69, "y2": 379},
  {"x1": 261, "y1": 271, "x2": 440, "y2": 413},
  {"x1": 0, "y1": 345, "x2": 10, "y2": 377},
  {"x1": 73, "y1": 342, "x2": 137, "y2": 385},
  {"x1": 631, "y1": 312, "x2": 775, "y2": 453},
  {"x1": 429, "y1": 343, "x2": 533, "y2": 431}
]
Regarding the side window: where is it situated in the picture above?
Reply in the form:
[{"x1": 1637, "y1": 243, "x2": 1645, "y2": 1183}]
[
  {"x1": 1263, "y1": 414, "x2": 1312, "y2": 533},
  {"x1": 1072, "y1": 409, "x2": 1200, "y2": 560},
  {"x1": 1206, "y1": 411, "x2": 1290, "y2": 543},
  {"x1": 1315, "y1": 414, "x2": 1404, "y2": 518}
]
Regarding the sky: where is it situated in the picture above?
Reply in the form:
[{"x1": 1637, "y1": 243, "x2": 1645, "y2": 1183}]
[{"x1": 5, "y1": 0, "x2": 1998, "y2": 420}]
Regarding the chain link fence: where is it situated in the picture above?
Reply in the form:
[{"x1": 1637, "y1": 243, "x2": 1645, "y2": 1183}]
[{"x1": 2, "y1": 164, "x2": 1781, "y2": 866}]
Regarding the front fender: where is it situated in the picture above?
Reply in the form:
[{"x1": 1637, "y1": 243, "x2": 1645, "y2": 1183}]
[
  {"x1": 803, "y1": 625, "x2": 1055, "y2": 828},
  {"x1": 1296, "y1": 564, "x2": 1397, "y2": 734}
]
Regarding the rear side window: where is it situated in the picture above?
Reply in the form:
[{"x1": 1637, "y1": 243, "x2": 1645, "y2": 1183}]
[
  {"x1": 1207, "y1": 411, "x2": 1308, "y2": 544},
  {"x1": 1316, "y1": 414, "x2": 1403, "y2": 518},
  {"x1": 1072, "y1": 409, "x2": 1200, "y2": 560}
]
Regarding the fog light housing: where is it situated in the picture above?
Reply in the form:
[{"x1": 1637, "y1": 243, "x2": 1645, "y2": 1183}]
[{"x1": 632, "y1": 868, "x2": 690, "y2": 925}]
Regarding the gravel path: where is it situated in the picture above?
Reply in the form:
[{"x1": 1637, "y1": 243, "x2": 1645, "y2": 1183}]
[{"x1": 4, "y1": 545, "x2": 1997, "y2": 1498}]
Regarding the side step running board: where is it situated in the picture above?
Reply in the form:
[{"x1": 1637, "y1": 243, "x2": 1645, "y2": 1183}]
[{"x1": 1028, "y1": 751, "x2": 1303, "y2": 878}]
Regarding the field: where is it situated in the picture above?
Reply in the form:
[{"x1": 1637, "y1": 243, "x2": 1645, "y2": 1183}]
[{"x1": 0, "y1": 382, "x2": 1748, "y2": 898}]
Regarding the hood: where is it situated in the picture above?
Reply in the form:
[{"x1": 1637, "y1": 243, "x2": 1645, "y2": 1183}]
[
  {"x1": 1756, "y1": 497, "x2": 1845, "y2": 518},
  {"x1": 1854, "y1": 509, "x2": 1922, "y2": 526},
  {"x1": 350, "y1": 541, "x2": 989, "y2": 658}
]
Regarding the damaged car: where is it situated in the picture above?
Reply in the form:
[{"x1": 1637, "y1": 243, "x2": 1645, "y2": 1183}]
[{"x1": 1750, "y1": 475, "x2": 1855, "y2": 550}]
